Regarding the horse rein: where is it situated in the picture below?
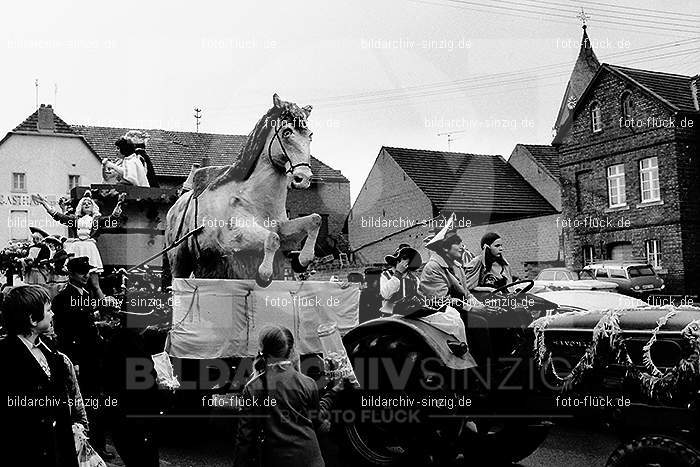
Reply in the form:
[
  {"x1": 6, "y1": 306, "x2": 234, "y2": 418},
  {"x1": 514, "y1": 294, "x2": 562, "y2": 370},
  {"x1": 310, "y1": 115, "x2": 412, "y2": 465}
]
[{"x1": 267, "y1": 124, "x2": 311, "y2": 175}]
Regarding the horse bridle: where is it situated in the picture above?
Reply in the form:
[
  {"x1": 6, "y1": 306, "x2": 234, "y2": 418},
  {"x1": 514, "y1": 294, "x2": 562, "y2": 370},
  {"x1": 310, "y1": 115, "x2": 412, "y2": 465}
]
[{"x1": 267, "y1": 123, "x2": 311, "y2": 174}]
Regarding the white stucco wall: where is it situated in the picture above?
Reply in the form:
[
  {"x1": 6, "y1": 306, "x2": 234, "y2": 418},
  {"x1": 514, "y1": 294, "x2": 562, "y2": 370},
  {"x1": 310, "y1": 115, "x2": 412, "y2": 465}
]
[{"x1": 0, "y1": 133, "x2": 102, "y2": 245}]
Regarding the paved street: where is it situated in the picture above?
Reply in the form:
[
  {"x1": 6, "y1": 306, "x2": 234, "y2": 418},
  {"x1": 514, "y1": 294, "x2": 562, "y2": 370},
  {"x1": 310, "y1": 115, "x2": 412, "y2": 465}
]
[{"x1": 105, "y1": 416, "x2": 619, "y2": 467}]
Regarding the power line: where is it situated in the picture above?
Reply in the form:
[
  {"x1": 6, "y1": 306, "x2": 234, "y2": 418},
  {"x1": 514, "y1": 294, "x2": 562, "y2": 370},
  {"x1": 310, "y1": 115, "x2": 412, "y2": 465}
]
[
  {"x1": 517, "y1": 0, "x2": 699, "y2": 27},
  {"x1": 309, "y1": 44, "x2": 700, "y2": 108},
  {"x1": 573, "y1": 0, "x2": 700, "y2": 20},
  {"x1": 424, "y1": 0, "x2": 699, "y2": 34}
]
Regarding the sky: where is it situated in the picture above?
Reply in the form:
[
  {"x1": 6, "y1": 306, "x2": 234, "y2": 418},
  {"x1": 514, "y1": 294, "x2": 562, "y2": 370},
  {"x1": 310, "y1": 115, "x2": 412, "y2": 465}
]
[{"x1": 2, "y1": 0, "x2": 698, "y2": 202}]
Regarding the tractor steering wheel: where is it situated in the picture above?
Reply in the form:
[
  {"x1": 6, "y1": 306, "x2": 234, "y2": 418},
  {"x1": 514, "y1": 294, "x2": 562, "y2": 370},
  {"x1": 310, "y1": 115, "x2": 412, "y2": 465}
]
[{"x1": 487, "y1": 279, "x2": 535, "y2": 298}]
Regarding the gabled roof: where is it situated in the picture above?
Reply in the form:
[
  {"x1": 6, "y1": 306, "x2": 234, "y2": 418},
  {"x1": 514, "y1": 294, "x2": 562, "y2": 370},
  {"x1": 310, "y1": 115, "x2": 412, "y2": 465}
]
[
  {"x1": 553, "y1": 63, "x2": 699, "y2": 146},
  {"x1": 553, "y1": 27, "x2": 600, "y2": 139},
  {"x1": 13, "y1": 107, "x2": 77, "y2": 135},
  {"x1": 71, "y1": 125, "x2": 348, "y2": 183},
  {"x1": 519, "y1": 144, "x2": 560, "y2": 178},
  {"x1": 607, "y1": 65, "x2": 699, "y2": 112},
  {"x1": 382, "y1": 146, "x2": 557, "y2": 218}
]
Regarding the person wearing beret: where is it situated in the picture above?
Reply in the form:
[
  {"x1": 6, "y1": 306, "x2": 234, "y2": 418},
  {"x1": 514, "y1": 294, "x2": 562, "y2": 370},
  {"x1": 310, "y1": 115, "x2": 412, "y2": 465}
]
[{"x1": 379, "y1": 244, "x2": 422, "y2": 317}]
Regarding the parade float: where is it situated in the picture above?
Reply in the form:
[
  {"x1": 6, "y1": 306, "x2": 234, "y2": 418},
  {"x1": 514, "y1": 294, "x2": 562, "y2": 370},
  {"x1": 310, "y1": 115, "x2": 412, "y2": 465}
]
[{"x1": 60, "y1": 93, "x2": 700, "y2": 466}]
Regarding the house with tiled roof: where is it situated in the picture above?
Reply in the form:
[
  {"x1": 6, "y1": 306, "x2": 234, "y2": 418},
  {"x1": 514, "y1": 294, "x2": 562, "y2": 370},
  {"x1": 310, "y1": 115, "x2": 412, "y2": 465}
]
[
  {"x1": 0, "y1": 105, "x2": 351, "y2": 258},
  {"x1": 348, "y1": 146, "x2": 562, "y2": 278},
  {"x1": 554, "y1": 29, "x2": 700, "y2": 295},
  {"x1": 508, "y1": 144, "x2": 561, "y2": 210}
]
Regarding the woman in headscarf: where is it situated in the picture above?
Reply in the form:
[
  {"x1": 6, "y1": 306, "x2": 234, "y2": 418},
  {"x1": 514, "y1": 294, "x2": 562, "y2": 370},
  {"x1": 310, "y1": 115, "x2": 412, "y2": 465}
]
[{"x1": 464, "y1": 232, "x2": 512, "y2": 292}]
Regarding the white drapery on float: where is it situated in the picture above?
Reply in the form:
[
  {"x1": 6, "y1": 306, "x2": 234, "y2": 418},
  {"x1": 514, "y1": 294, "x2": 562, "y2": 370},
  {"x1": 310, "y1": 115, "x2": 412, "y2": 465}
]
[{"x1": 167, "y1": 278, "x2": 360, "y2": 359}]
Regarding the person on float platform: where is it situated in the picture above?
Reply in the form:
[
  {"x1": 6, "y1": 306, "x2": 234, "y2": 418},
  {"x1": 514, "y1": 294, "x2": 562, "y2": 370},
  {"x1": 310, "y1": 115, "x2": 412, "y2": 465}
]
[
  {"x1": 33, "y1": 191, "x2": 126, "y2": 300},
  {"x1": 464, "y1": 232, "x2": 513, "y2": 292},
  {"x1": 103, "y1": 130, "x2": 152, "y2": 187},
  {"x1": 419, "y1": 215, "x2": 493, "y2": 365},
  {"x1": 379, "y1": 243, "x2": 422, "y2": 317}
]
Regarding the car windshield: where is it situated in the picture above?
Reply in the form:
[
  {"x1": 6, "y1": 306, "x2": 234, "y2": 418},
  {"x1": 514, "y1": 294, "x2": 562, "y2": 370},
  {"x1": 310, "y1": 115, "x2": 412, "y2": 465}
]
[
  {"x1": 579, "y1": 270, "x2": 594, "y2": 279},
  {"x1": 628, "y1": 266, "x2": 655, "y2": 277}
]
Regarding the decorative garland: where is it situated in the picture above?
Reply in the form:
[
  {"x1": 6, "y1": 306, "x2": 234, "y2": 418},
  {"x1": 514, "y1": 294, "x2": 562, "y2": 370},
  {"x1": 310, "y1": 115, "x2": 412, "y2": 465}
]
[{"x1": 532, "y1": 306, "x2": 700, "y2": 401}]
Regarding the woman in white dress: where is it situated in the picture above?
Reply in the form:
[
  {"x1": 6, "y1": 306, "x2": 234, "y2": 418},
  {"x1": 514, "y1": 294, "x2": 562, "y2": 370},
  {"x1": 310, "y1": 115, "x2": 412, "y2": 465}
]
[
  {"x1": 33, "y1": 191, "x2": 126, "y2": 299},
  {"x1": 102, "y1": 131, "x2": 151, "y2": 187}
]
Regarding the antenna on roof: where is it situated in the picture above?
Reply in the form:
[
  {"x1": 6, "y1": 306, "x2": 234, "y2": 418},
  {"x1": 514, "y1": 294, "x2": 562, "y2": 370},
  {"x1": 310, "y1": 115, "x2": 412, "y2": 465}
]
[
  {"x1": 54, "y1": 83, "x2": 58, "y2": 108},
  {"x1": 437, "y1": 130, "x2": 466, "y2": 151},
  {"x1": 35, "y1": 79, "x2": 39, "y2": 110},
  {"x1": 194, "y1": 107, "x2": 202, "y2": 133}
]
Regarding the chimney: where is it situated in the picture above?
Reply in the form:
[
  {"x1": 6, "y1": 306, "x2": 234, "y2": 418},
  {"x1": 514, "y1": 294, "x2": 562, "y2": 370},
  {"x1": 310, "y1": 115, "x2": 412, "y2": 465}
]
[
  {"x1": 37, "y1": 104, "x2": 56, "y2": 132},
  {"x1": 691, "y1": 75, "x2": 699, "y2": 111},
  {"x1": 200, "y1": 156, "x2": 210, "y2": 168}
]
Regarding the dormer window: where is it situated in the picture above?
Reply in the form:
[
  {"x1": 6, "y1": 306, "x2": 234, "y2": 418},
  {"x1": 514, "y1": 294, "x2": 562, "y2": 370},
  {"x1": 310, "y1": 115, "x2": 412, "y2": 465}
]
[
  {"x1": 591, "y1": 103, "x2": 602, "y2": 133},
  {"x1": 621, "y1": 92, "x2": 634, "y2": 120}
]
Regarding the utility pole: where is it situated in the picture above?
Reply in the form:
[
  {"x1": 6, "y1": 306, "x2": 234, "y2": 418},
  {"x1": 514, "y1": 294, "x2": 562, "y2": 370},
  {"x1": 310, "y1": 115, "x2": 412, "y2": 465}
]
[
  {"x1": 437, "y1": 130, "x2": 466, "y2": 151},
  {"x1": 35, "y1": 79, "x2": 39, "y2": 110},
  {"x1": 194, "y1": 107, "x2": 202, "y2": 133}
]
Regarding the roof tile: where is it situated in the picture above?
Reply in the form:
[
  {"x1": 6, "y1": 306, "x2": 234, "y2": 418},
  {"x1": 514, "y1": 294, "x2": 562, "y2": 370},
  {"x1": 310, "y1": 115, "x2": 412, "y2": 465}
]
[{"x1": 383, "y1": 146, "x2": 557, "y2": 217}]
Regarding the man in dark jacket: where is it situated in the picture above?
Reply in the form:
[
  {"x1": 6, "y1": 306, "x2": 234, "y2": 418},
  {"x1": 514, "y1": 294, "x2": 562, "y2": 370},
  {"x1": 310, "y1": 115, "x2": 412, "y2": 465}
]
[
  {"x1": 52, "y1": 256, "x2": 114, "y2": 459},
  {"x1": 0, "y1": 285, "x2": 79, "y2": 467}
]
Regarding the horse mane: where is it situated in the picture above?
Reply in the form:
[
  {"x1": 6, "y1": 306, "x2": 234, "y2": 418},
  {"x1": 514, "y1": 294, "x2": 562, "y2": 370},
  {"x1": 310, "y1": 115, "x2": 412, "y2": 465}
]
[{"x1": 209, "y1": 100, "x2": 308, "y2": 191}]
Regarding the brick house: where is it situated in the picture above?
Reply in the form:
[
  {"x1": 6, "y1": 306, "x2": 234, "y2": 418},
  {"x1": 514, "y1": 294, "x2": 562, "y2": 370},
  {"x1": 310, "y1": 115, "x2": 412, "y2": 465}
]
[
  {"x1": 554, "y1": 59, "x2": 700, "y2": 294},
  {"x1": 348, "y1": 146, "x2": 559, "y2": 279}
]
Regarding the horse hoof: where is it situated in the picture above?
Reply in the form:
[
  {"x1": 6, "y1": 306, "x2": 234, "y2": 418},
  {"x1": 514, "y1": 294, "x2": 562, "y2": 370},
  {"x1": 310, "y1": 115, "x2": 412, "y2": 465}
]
[
  {"x1": 289, "y1": 251, "x2": 309, "y2": 273},
  {"x1": 255, "y1": 273, "x2": 273, "y2": 288}
]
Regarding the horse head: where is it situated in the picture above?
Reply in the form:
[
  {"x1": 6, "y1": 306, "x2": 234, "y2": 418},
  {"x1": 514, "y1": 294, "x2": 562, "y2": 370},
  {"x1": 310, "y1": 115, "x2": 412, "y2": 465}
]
[{"x1": 265, "y1": 93, "x2": 314, "y2": 189}]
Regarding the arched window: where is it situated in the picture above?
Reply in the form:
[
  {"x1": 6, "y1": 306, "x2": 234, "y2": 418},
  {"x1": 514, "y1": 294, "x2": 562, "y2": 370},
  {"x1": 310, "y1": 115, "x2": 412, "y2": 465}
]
[
  {"x1": 621, "y1": 92, "x2": 633, "y2": 120},
  {"x1": 591, "y1": 103, "x2": 602, "y2": 132}
]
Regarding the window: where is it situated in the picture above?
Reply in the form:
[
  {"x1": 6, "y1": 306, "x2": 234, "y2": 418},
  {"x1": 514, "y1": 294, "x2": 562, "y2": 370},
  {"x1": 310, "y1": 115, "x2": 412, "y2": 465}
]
[
  {"x1": 621, "y1": 92, "x2": 633, "y2": 120},
  {"x1": 646, "y1": 239, "x2": 661, "y2": 268},
  {"x1": 609, "y1": 268, "x2": 627, "y2": 279},
  {"x1": 12, "y1": 173, "x2": 26, "y2": 192},
  {"x1": 595, "y1": 268, "x2": 609, "y2": 279},
  {"x1": 607, "y1": 164, "x2": 626, "y2": 207},
  {"x1": 68, "y1": 175, "x2": 81, "y2": 191},
  {"x1": 9, "y1": 211, "x2": 28, "y2": 240},
  {"x1": 583, "y1": 245, "x2": 594, "y2": 265},
  {"x1": 591, "y1": 103, "x2": 602, "y2": 132},
  {"x1": 639, "y1": 157, "x2": 660, "y2": 202},
  {"x1": 538, "y1": 271, "x2": 555, "y2": 280},
  {"x1": 554, "y1": 271, "x2": 568, "y2": 281},
  {"x1": 628, "y1": 266, "x2": 655, "y2": 277},
  {"x1": 580, "y1": 269, "x2": 595, "y2": 279}
]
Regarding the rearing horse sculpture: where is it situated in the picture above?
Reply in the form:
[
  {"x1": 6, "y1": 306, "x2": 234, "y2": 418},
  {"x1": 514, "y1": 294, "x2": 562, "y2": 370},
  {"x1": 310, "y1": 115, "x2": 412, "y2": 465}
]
[{"x1": 165, "y1": 94, "x2": 320, "y2": 286}]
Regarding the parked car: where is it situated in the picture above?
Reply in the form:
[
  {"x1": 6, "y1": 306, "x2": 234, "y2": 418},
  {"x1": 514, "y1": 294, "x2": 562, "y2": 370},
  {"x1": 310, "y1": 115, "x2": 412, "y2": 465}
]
[
  {"x1": 534, "y1": 267, "x2": 617, "y2": 291},
  {"x1": 534, "y1": 289, "x2": 647, "y2": 316},
  {"x1": 581, "y1": 262, "x2": 664, "y2": 296}
]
